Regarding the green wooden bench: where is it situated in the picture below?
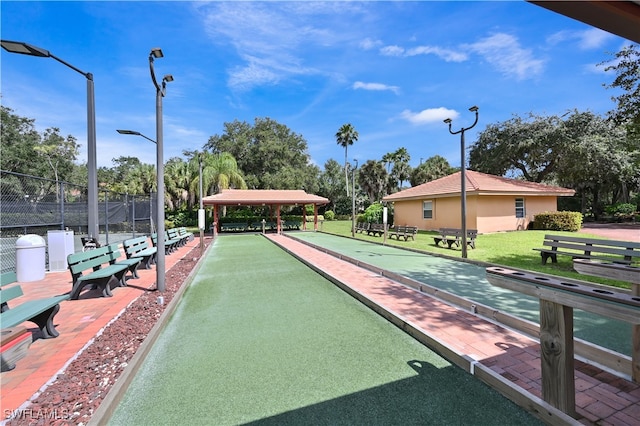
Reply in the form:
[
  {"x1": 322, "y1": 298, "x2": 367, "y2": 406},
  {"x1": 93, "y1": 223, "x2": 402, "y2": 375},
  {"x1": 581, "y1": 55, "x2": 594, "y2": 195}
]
[
  {"x1": 178, "y1": 227, "x2": 194, "y2": 243},
  {"x1": 105, "y1": 243, "x2": 142, "y2": 280},
  {"x1": 152, "y1": 232, "x2": 180, "y2": 254},
  {"x1": 123, "y1": 235, "x2": 157, "y2": 269},
  {"x1": 167, "y1": 228, "x2": 187, "y2": 247},
  {"x1": 1, "y1": 271, "x2": 69, "y2": 339},
  {"x1": 67, "y1": 246, "x2": 130, "y2": 300}
]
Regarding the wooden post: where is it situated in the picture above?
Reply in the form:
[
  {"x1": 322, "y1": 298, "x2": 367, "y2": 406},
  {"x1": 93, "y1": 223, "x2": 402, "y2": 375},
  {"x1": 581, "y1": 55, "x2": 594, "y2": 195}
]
[
  {"x1": 633, "y1": 282, "x2": 639, "y2": 383},
  {"x1": 540, "y1": 299, "x2": 576, "y2": 417}
]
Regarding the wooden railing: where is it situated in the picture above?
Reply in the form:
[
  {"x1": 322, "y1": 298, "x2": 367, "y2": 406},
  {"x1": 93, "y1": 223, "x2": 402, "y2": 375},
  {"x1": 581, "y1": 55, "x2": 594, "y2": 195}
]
[{"x1": 486, "y1": 266, "x2": 640, "y2": 417}]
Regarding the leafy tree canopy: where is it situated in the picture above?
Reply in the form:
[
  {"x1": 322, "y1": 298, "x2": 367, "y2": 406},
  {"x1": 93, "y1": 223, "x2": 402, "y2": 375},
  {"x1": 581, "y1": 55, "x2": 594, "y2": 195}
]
[{"x1": 204, "y1": 117, "x2": 319, "y2": 190}]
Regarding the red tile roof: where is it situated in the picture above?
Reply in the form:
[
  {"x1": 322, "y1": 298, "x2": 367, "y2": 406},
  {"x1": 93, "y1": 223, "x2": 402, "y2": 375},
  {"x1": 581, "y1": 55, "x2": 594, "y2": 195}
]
[
  {"x1": 202, "y1": 189, "x2": 329, "y2": 206},
  {"x1": 383, "y1": 170, "x2": 575, "y2": 201}
]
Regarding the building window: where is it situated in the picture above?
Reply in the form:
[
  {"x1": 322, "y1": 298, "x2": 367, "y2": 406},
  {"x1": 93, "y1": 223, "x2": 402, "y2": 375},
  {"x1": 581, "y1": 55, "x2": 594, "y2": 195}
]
[
  {"x1": 423, "y1": 200, "x2": 433, "y2": 219},
  {"x1": 515, "y1": 198, "x2": 525, "y2": 218}
]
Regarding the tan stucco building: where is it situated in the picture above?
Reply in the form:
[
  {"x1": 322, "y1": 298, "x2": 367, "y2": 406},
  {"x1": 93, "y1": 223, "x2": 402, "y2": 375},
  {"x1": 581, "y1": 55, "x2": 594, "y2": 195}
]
[{"x1": 382, "y1": 170, "x2": 575, "y2": 233}]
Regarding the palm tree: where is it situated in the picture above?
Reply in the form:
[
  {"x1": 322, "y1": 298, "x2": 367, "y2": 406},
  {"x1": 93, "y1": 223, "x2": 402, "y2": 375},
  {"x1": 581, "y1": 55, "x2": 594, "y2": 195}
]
[
  {"x1": 335, "y1": 123, "x2": 358, "y2": 196},
  {"x1": 191, "y1": 152, "x2": 247, "y2": 197},
  {"x1": 358, "y1": 160, "x2": 388, "y2": 203}
]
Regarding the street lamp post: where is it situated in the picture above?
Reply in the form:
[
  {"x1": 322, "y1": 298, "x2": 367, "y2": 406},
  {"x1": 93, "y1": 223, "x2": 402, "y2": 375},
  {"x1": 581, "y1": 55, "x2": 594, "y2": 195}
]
[
  {"x1": 148, "y1": 48, "x2": 173, "y2": 295},
  {"x1": 444, "y1": 106, "x2": 479, "y2": 259},
  {"x1": 116, "y1": 128, "x2": 162, "y2": 295},
  {"x1": 351, "y1": 159, "x2": 358, "y2": 238},
  {"x1": 199, "y1": 153, "x2": 204, "y2": 255},
  {"x1": 1, "y1": 40, "x2": 99, "y2": 240}
]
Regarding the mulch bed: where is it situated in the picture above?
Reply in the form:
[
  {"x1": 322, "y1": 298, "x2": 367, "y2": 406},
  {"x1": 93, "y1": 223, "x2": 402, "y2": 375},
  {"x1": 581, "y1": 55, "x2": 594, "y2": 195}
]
[{"x1": 6, "y1": 239, "x2": 211, "y2": 426}]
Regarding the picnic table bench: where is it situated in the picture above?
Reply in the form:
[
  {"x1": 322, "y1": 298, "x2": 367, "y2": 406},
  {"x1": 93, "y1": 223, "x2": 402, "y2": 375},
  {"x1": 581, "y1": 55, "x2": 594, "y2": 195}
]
[
  {"x1": 433, "y1": 228, "x2": 478, "y2": 249},
  {"x1": 355, "y1": 222, "x2": 369, "y2": 233},
  {"x1": 366, "y1": 223, "x2": 386, "y2": 237},
  {"x1": 532, "y1": 234, "x2": 640, "y2": 265},
  {"x1": 388, "y1": 225, "x2": 418, "y2": 241},
  {"x1": 67, "y1": 245, "x2": 138, "y2": 300},
  {"x1": 123, "y1": 235, "x2": 157, "y2": 269},
  {"x1": 1, "y1": 271, "x2": 68, "y2": 340}
]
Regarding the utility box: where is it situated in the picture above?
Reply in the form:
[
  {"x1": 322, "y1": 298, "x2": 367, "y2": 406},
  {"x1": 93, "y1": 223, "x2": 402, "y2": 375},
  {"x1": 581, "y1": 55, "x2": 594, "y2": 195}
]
[
  {"x1": 47, "y1": 230, "x2": 75, "y2": 272},
  {"x1": 16, "y1": 235, "x2": 46, "y2": 282}
]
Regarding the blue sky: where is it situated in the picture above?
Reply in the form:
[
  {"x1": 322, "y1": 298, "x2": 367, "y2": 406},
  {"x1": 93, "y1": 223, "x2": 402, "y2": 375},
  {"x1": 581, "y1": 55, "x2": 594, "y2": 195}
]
[{"x1": 0, "y1": 1, "x2": 631, "y2": 171}]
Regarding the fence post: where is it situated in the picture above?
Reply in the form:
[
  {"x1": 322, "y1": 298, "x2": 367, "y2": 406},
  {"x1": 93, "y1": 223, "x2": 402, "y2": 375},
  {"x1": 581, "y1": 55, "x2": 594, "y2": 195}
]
[
  {"x1": 60, "y1": 181, "x2": 66, "y2": 230},
  {"x1": 104, "y1": 190, "x2": 109, "y2": 244},
  {"x1": 130, "y1": 194, "x2": 136, "y2": 238}
]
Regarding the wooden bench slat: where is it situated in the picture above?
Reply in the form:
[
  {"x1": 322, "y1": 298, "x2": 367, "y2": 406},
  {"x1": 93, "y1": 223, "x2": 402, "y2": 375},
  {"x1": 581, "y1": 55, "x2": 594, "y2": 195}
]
[{"x1": 534, "y1": 234, "x2": 640, "y2": 265}]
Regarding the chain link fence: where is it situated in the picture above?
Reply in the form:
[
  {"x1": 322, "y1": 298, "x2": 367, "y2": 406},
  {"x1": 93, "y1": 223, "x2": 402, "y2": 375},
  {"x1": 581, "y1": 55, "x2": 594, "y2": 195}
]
[{"x1": 0, "y1": 170, "x2": 156, "y2": 273}]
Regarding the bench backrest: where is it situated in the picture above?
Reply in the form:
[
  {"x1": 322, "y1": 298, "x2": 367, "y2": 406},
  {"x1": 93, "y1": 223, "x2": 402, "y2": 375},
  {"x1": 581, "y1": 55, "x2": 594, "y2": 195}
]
[
  {"x1": 67, "y1": 245, "x2": 112, "y2": 274},
  {"x1": 1, "y1": 285, "x2": 23, "y2": 308},
  {"x1": 105, "y1": 243, "x2": 124, "y2": 264},
  {"x1": 167, "y1": 228, "x2": 180, "y2": 239},
  {"x1": 0, "y1": 271, "x2": 17, "y2": 288},
  {"x1": 123, "y1": 236, "x2": 150, "y2": 254},
  {"x1": 440, "y1": 228, "x2": 477, "y2": 237},
  {"x1": 543, "y1": 234, "x2": 640, "y2": 259},
  {"x1": 544, "y1": 234, "x2": 640, "y2": 249}
]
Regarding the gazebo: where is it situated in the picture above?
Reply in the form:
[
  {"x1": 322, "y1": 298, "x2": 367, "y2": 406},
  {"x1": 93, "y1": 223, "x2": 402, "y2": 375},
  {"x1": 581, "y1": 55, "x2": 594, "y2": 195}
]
[{"x1": 202, "y1": 189, "x2": 329, "y2": 234}]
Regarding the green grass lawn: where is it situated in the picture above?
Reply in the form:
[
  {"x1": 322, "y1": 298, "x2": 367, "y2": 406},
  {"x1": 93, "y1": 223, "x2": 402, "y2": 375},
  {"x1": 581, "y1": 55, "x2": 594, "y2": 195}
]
[{"x1": 319, "y1": 220, "x2": 632, "y2": 290}]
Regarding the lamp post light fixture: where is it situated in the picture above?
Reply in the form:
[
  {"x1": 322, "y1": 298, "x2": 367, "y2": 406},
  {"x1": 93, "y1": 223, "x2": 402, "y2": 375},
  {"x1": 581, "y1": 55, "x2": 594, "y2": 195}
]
[
  {"x1": 148, "y1": 47, "x2": 173, "y2": 295},
  {"x1": 444, "y1": 105, "x2": 479, "y2": 259},
  {"x1": 1, "y1": 39, "x2": 99, "y2": 240},
  {"x1": 351, "y1": 159, "x2": 358, "y2": 238},
  {"x1": 116, "y1": 128, "x2": 162, "y2": 294}
]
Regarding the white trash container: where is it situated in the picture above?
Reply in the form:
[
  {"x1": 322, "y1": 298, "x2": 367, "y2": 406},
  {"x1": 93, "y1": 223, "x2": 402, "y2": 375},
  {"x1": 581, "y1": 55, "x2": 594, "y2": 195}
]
[{"x1": 16, "y1": 234, "x2": 46, "y2": 282}]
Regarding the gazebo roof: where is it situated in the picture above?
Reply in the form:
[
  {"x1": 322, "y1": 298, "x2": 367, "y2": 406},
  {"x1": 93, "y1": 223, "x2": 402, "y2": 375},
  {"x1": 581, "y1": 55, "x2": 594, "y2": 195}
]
[{"x1": 202, "y1": 189, "x2": 329, "y2": 206}]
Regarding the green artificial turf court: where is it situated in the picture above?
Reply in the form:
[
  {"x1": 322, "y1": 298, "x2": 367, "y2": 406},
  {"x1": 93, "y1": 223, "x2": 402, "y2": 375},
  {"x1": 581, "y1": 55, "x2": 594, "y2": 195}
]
[{"x1": 109, "y1": 234, "x2": 541, "y2": 425}]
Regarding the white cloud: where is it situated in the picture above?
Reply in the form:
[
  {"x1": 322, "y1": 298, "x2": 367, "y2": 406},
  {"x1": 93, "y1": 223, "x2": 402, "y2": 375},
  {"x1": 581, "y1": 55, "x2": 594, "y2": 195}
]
[
  {"x1": 379, "y1": 44, "x2": 467, "y2": 62},
  {"x1": 360, "y1": 37, "x2": 382, "y2": 50},
  {"x1": 400, "y1": 107, "x2": 458, "y2": 125},
  {"x1": 547, "y1": 28, "x2": 612, "y2": 50},
  {"x1": 465, "y1": 33, "x2": 545, "y2": 80},
  {"x1": 405, "y1": 46, "x2": 467, "y2": 62},
  {"x1": 380, "y1": 45, "x2": 405, "y2": 57},
  {"x1": 353, "y1": 81, "x2": 400, "y2": 94}
]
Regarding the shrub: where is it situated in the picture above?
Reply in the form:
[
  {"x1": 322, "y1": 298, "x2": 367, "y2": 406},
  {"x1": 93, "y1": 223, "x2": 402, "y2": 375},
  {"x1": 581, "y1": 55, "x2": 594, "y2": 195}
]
[
  {"x1": 533, "y1": 211, "x2": 583, "y2": 232},
  {"x1": 362, "y1": 203, "x2": 384, "y2": 223},
  {"x1": 323, "y1": 210, "x2": 335, "y2": 221}
]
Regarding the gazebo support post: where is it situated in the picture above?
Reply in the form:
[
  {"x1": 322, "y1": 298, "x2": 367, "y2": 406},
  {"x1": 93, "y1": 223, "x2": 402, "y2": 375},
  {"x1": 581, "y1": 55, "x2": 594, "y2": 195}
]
[
  {"x1": 314, "y1": 205, "x2": 319, "y2": 231},
  {"x1": 302, "y1": 205, "x2": 307, "y2": 231},
  {"x1": 277, "y1": 205, "x2": 282, "y2": 234}
]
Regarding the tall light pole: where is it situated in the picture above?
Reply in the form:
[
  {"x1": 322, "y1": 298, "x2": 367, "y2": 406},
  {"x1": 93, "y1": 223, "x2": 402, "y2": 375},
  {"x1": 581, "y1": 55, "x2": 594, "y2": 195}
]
[
  {"x1": 444, "y1": 105, "x2": 479, "y2": 259},
  {"x1": 199, "y1": 153, "x2": 205, "y2": 255},
  {"x1": 116, "y1": 128, "x2": 162, "y2": 294},
  {"x1": 351, "y1": 159, "x2": 358, "y2": 237},
  {"x1": 148, "y1": 47, "x2": 173, "y2": 295},
  {"x1": 1, "y1": 40, "x2": 99, "y2": 240}
]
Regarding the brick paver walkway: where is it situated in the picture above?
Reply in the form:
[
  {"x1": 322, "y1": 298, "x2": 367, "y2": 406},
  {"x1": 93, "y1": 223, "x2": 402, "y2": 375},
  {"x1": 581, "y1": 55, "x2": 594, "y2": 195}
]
[{"x1": 0, "y1": 237, "x2": 201, "y2": 418}]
